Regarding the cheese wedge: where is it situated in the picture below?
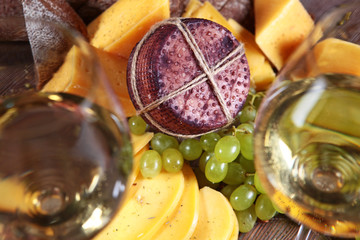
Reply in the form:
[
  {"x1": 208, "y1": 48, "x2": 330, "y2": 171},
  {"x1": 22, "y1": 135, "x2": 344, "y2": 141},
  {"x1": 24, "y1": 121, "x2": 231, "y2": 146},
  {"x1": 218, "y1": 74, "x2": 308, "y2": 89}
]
[
  {"x1": 190, "y1": 1, "x2": 232, "y2": 30},
  {"x1": 131, "y1": 132, "x2": 154, "y2": 155},
  {"x1": 87, "y1": 0, "x2": 170, "y2": 58},
  {"x1": 94, "y1": 170, "x2": 185, "y2": 240},
  {"x1": 153, "y1": 164, "x2": 200, "y2": 240},
  {"x1": 228, "y1": 18, "x2": 275, "y2": 90},
  {"x1": 312, "y1": 38, "x2": 360, "y2": 77},
  {"x1": 254, "y1": 0, "x2": 314, "y2": 70},
  {"x1": 42, "y1": 46, "x2": 136, "y2": 117},
  {"x1": 190, "y1": 186, "x2": 235, "y2": 240},
  {"x1": 182, "y1": 0, "x2": 203, "y2": 17}
]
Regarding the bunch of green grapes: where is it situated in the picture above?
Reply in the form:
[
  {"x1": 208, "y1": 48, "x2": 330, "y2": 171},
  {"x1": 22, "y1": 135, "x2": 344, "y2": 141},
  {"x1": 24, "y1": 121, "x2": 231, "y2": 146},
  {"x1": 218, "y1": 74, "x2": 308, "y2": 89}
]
[{"x1": 128, "y1": 90, "x2": 283, "y2": 233}]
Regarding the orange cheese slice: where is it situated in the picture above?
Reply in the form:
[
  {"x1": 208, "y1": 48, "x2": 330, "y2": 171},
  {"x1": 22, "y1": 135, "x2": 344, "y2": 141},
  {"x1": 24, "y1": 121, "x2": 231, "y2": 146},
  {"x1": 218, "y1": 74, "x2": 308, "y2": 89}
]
[
  {"x1": 94, "y1": 170, "x2": 185, "y2": 240},
  {"x1": 42, "y1": 46, "x2": 136, "y2": 117},
  {"x1": 153, "y1": 164, "x2": 200, "y2": 240},
  {"x1": 87, "y1": 0, "x2": 170, "y2": 58},
  {"x1": 190, "y1": 186, "x2": 235, "y2": 240},
  {"x1": 312, "y1": 38, "x2": 360, "y2": 77},
  {"x1": 228, "y1": 18, "x2": 275, "y2": 90},
  {"x1": 254, "y1": 0, "x2": 314, "y2": 70}
]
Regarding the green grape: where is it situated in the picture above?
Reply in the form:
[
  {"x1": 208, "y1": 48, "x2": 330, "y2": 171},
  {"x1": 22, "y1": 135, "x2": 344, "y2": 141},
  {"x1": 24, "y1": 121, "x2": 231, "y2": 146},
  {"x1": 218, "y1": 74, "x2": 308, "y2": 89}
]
[
  {"x1": 230, "y1": 184, "x2": 257, "y2": 211},
  {"x1": 220, "y1": 184, "x2": 238, "y2": 199},
  {"x1": 253, "y1": 92, "x2": 264, "y2": 109},
  {"x1": 151, "y1": 133, "x2": 179, "y2": 154},
  {"x1": 236, "y1": 122, "x2": 254, "y2": 134},
  {"x1": 217, "y1": 128, "x2": 233, "y2": 137},
  {"x1": 244, "y1": 175, "x2": 255, "y2": 185},
  {"x1": 162, "y1": 148, "x2": 184, "y2": 173},
  {"x1": 199, "y1": 151, "x2": 214, "y2": 172},
  {"x1": 239, "y1": 132, "x2": 254, "y2": 160},
  {"x1": 240, "y1": 105, "x2": 257, "y2": 123},
  {"x1": 128, "y1": 115, "x2": 147, "y2": 135},
  {"x1": 200, "y1": 132, "x2": 221, "y2": 152},
  {"x1": 140, "y1": 150, "x2": 162, "y2": 178},
  {"x1": 194, "y1": 168, "x2": 220, "y2": 189},
  {"x1": 237, "y1": 155, "x2": 255, "y2": 173},
  {"x1": 214, "y1": 135, "x2": 240, "y2": 163},
  {"x1": 254, "y1": 172, "x2": 266, "y2": 194},
  {"x1": 255, "y1": 194, "x2": 276, "y2": 221},
  {"x1": 179, "y1": 138, "x2": 202, "y2": 161},
  {"x1": 236, "y1": 205, "x2": 257, "y2": 233},
  {"x1": 204, "y1": 156, "x2": 228, "y2": 183},
  {"x1": 223, "y1": 162, "x2": 246, "y2": 185}
]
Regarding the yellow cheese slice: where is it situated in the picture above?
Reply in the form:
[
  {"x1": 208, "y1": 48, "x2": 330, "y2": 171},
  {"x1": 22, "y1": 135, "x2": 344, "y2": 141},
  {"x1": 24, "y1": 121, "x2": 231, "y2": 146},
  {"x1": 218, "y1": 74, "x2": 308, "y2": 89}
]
[
  {"x1": 122, "y1": 145, "x2": 148, "y2": 205},
  {"x1": 254, "y1": 0, "x2": 314, "y2": 70},
  {"x1": 182, "y1": 0, "x2": 203, "y2": 17},
  {"x1": 42, "y1": 46, "x2": 136, "y2": 117},
  {"x1": 153, "y1": 164, "x2": 200, "y2": 240},
  {"x1": 190, "y1": 1, "x2": 232, "y2": 30},
  {"x1": 131, "y1": 132, "x2": 154, "y2": 155},
  {"x1": 87, "y1": 0, "x2": 170, "y2": 58},
  {"x1": 229, "y1": 203, "x2": 239, "y2": 240},
  {"x1": 190, "y1": 186, "x2": 235, "y2": 240},
  {"x1": 228, "y1": 18, "x2": 275, "y2": 91},
  {"x1": 94, "y1": 170, "x2": 185, "y2": 240},
  {"x1": 0, "y1": 177, "x2": 26, "y2": 213},
  {"x1": 312, "y1": 38, "x2": 360, "y2": 77}
]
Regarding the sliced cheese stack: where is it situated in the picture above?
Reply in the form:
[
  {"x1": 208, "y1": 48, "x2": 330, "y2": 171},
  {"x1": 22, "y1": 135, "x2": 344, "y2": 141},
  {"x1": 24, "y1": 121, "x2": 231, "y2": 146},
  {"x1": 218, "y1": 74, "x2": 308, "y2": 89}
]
[{"x1": 94, "y1": 164, "x2": 201, "y2": 240}]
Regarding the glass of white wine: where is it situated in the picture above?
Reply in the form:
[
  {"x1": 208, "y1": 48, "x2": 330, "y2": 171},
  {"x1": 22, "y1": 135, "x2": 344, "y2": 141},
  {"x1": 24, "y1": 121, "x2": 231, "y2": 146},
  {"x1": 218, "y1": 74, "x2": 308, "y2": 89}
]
[
  {"x1": 0, "y1": 16, "x2": 132, "y2": 239},
  {"x1": 254, "y1": 2, "x2": 360, "y2": 239}
]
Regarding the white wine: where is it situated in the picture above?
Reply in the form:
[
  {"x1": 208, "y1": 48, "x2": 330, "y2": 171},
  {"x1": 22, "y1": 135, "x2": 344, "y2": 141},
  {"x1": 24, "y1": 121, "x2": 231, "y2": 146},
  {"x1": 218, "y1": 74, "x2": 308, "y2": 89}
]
[
  {"x1": 254, "y1": 73, "x2": 360, "y2": 237},
  {"x1": 0, "y1": 92, "x2": 132, "y2": 240}
]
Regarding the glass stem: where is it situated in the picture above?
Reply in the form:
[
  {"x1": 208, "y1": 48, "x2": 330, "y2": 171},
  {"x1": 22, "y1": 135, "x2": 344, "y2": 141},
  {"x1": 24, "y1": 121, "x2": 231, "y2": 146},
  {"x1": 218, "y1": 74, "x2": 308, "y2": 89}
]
[{"x1": 295, "y1": 224, "x2": 312, "y2": 240}]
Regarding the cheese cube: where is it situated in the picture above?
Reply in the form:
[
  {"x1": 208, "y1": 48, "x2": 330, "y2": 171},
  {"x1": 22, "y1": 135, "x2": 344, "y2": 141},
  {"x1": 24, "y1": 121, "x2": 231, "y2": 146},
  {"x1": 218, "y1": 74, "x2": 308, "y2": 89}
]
[{"x1": 254, "y1": 0, "x2": 314, "y2": 70}]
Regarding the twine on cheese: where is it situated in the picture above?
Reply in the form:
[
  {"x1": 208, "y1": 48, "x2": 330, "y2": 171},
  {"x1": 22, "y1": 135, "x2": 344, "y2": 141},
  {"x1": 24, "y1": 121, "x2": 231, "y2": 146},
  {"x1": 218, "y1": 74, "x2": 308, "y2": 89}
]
[{"x1": 129, "y1": 18, "x2": 245, "y2": 137}]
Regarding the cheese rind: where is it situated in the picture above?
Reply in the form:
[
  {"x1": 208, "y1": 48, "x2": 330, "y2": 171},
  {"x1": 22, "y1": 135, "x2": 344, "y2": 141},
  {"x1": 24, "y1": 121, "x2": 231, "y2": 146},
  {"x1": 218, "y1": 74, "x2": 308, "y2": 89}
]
[
  {"x1": 87, "y1": 0, "x2": 170, "y2": 58},
  {"x1": 254, "y1": 0, "x2": 314, "y2": 70}
]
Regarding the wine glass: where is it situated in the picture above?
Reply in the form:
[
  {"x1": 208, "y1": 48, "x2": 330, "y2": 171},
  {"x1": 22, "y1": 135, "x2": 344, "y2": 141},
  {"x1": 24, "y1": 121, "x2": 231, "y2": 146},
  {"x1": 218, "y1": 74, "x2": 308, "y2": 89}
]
[
  {"x1": 254, "y1": 2, "x2": 360, "y2": 239},
  {"x1": 0, "y1": 16, "x2": 132, "y2": 240}
]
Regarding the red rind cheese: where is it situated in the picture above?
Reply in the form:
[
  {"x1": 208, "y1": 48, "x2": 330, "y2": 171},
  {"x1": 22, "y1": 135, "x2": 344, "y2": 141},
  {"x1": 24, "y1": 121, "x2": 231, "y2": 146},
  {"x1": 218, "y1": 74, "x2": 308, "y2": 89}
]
[{"x1": 127, "y1": 18, "x2": 250, "y2": 137}]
